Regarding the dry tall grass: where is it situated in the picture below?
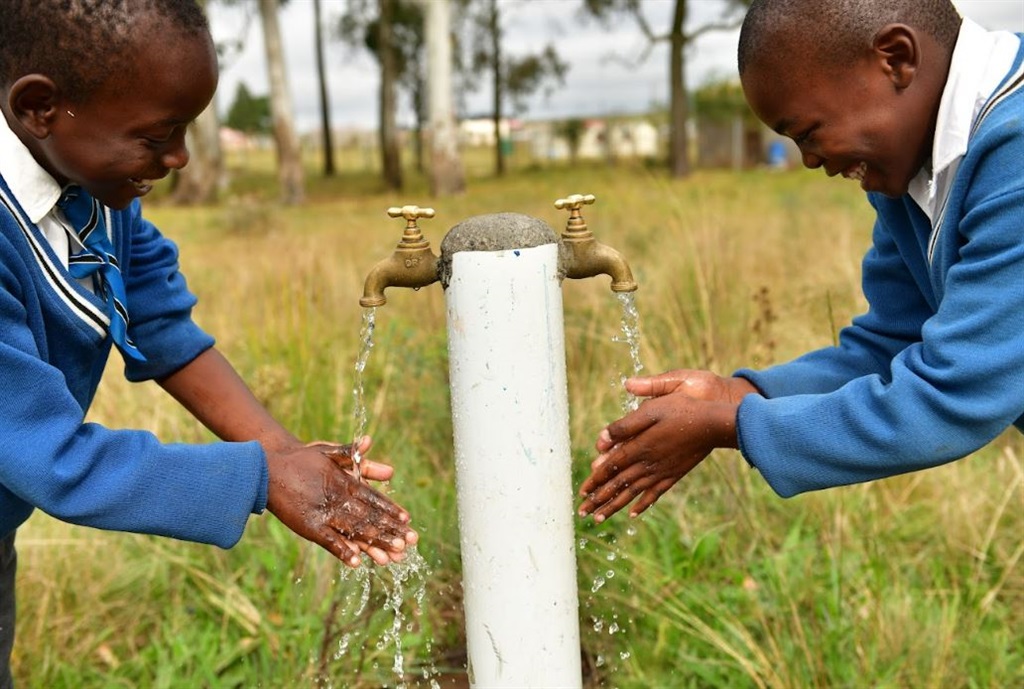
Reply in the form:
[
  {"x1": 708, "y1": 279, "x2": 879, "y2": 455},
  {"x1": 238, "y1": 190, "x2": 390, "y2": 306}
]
[{"x1": 14, "y1": 162, "x2": 1022, "y2": 687}]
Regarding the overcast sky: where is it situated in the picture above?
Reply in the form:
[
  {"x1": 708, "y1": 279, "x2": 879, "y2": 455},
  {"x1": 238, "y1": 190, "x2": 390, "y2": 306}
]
[{"x1": 207, "y1": 0, "x2": 1024, "y2": 133}]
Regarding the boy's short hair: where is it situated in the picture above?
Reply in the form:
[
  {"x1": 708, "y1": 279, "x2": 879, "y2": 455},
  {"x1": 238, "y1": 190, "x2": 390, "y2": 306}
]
[
  {"x1": 0, "y1": 0, "x2": 209, "y2": 103},
  {"x1": 738, "y1": 0, "x2": 962, "y2": 75}
]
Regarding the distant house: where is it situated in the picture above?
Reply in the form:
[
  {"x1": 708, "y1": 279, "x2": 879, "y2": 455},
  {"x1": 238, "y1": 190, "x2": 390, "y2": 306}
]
[
  {"x1": 695, "y1": 117, "x2": 801, "y2": 170},
  {"x1": 514, "y1": 116, "x2": 661, "y2": 162},
  {"x1": 458, "y1": 117, "x2": 518, "y2": 147},
  {"x1": 219, "y1": 126, "x2": 252, "y2": 151},
  {"x1": 219, "y1": 127, "x2": 272, "y2": 152}
]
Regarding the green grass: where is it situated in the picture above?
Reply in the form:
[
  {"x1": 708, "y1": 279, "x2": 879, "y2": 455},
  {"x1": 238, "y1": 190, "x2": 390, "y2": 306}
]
[{"x1": 14, "y1": 154, "x2": 1023, "y2": 688}]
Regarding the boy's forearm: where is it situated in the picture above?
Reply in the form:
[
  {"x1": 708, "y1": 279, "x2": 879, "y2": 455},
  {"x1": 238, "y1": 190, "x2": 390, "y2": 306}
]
[{"x1": 157, "y1": 347, "x2": 297, "y2": 452}]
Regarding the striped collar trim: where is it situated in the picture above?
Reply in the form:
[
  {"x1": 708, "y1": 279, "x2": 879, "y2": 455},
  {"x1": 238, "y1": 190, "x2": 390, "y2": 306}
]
[{"x1": 0, "y1": 183, "x2": 110, "y2": 338}]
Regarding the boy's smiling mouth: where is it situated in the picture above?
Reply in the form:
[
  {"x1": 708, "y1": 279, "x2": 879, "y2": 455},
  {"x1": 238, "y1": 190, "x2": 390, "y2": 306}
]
[
  {"x1": 129, "y1": 178, "x2": 157, "y2": 194},
  {"x1": 842, "y1": 161, "x2": 868, "y2": 184}
]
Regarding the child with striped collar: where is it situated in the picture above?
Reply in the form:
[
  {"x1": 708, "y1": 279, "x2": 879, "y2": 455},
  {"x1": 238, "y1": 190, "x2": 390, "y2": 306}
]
[{"x1": 0, "y1": 2, "x2": 416, "y2": 683}]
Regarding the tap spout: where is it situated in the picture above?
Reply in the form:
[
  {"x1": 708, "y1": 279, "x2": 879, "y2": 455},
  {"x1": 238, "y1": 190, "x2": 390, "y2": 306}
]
[
  {"x1": 555, "y1": 194, "x2": 637, "y2": 292},
  {"x1": 359, "y1": 205, "x2": 441, "y2": 307},
  {"x1": 560, "y1": 236, "x2": 637, "y2": 292}
]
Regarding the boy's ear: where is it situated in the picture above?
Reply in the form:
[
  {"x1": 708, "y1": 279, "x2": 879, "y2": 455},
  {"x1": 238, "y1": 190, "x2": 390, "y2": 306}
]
[
  {"x1": 7, "y1": 74, "x2": 63, "y2": 138},
  {"x1": 872, "y1": 24, "x2": 919, "y2": 90}
]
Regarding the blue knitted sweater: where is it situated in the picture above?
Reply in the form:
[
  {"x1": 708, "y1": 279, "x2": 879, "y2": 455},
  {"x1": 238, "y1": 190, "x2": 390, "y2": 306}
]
[
  {"x1": 0, "y1": 183, "x2": 267, "y2": 546},
  {"x1": 735, "y1": 38, "x2": 1024, "y2": 497}
]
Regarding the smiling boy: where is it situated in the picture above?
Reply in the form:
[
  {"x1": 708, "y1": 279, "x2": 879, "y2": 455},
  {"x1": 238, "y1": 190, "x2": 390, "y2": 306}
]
[
  {"x1": 579, "y1": 0, "x2": 1023, "y2": 521},
  {"x1": 0, "y1": 1, "x2": 416, "y2": 683}
]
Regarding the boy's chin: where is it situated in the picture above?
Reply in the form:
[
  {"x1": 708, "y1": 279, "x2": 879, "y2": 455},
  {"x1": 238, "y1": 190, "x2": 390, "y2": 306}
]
[
  {"x1": 867, "y1": 173, "x2": 913, "y2": 199},
  {"x1": 94, "y1": 184, "x2": 148, "y2": 210}
]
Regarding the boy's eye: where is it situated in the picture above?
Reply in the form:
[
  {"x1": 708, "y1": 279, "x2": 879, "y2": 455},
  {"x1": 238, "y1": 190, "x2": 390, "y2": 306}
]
[{"x1": 793, "y1": 126, "x2": 817, "y2": 146}]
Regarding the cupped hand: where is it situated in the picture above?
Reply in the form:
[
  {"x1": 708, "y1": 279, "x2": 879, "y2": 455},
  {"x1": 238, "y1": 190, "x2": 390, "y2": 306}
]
[
  {"x1": 580, "y1": 370, "x2": 751, "y2": 523},
  {"x1": 266, "y1": 437, "x2": 418, "y2": 567},
  {"x1": 596, "y1": 370, "x2": 755, "y2": 453}
]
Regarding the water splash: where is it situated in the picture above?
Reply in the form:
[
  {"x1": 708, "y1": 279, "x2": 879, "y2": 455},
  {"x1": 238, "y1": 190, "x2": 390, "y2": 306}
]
[
  {"x1": 330, "y1": 546, "x2": 437, "y2": 687},
  {"x1": 350, "y1": 307, "x2": 377, "y2": 470},
  {"x1": 612, "y1": 292, "x2": 643, "y2": 413},
  {"x1": 580, "y1": 292, "x2": 644, "y2": 685},
  {"x1": 580, "y1": 525, "x2": 641, "y2": 686}
]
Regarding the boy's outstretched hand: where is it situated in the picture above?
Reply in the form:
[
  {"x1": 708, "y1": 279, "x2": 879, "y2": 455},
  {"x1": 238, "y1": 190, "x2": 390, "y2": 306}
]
[
  {"x1": 265, "y1": 437, "x2": 417, "y2": 568},
  {"x1": 578, "y1": 370, "x2": 758, "y2": 523}
]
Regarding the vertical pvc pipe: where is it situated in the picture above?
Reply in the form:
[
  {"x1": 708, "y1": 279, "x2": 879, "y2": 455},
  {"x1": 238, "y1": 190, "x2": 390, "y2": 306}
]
[{"x1": 440, "y1": 214, "x2": 582, "y2": 688}]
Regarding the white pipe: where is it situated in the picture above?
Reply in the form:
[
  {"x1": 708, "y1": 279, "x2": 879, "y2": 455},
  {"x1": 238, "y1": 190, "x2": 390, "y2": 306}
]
[{"x1": 442, "y1": 214, "x2": 582, "y2": 688}]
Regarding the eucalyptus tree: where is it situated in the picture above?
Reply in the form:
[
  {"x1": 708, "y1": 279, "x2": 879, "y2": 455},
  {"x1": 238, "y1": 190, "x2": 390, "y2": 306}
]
[
  {"x1": 338, "y1": 0, "x2": 430, "y2": 190},
  {"x1": 457, "y1": 0, "x2": 569, "y2": 177},
  {"x1": 314, "y1": 0, "x2": 335, "y2": 176},
  {"x1": 582, "y1": 0, "x2": 751, "y2": 178},
  {"x1": 171, "y1": 0, "x2": 225, "y2": 205},
  {"x1": 421, "y1": 0, "x2": 466, "y2": 196},
  {"x1": 257, "y1": 0, "x2": 305, "y2": 204}
]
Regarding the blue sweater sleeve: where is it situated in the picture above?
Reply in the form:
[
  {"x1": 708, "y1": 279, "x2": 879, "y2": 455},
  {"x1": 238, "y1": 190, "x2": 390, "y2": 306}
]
[
  {"x1": 735, "y1": 107, "x2": 1024, "y2": 497},
  {"x1": 736, "y1": 203, "x2": 934, "y2": 397},
  {"x1": 117, "y1": 201, "x2": 215, "y2": 382},
  {"x1": 0, "y1": 234, "x2": 268, "y2": 547}
]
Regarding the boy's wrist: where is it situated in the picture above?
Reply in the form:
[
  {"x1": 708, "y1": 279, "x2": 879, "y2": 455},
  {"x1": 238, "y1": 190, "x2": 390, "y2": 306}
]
[
  {"x1": 728, "y1": 376, "x2": 761, "y2": 404},
  {"x1": 708, "y1": 401, "x2": 741, "y2": 450}
]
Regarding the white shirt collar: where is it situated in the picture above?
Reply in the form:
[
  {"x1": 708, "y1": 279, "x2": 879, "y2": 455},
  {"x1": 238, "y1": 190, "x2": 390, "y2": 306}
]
[
  {"x1": 0, "y1": 110, "x2": 63, "y2": 224},
  {"x1": 908, "y1": 17, "x2": 1021, "y2": 221}
]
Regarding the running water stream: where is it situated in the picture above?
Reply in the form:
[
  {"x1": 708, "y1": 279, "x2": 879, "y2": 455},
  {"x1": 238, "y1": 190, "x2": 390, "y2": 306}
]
[
  {"x1": 328, "y1": 306, "x2": 438, "y2": 687},
  {"x1": 581, "y1": 291, "x2": 644, "y2": 682},
  {"x1": 349, "y1": 307, "x2": 377, "y2": 471},
  {"x1": 613, "y1": 292, "x2": 643, "y2": 413}
]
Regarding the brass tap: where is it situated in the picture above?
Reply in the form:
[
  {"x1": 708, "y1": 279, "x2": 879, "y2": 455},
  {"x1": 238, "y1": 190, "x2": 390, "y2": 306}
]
[
  {"x1": 359, "y1": 205, "x2": 441, "y2": 307},
  {"x1": 554, "y1": 194, "x2": 637, "y2": 292}
]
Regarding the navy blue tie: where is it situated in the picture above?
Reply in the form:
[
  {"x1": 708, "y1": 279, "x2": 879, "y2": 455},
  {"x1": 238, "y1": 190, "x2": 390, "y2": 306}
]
[{"x1": 58, "y1": 186, "x2": 146, "y2": 361}]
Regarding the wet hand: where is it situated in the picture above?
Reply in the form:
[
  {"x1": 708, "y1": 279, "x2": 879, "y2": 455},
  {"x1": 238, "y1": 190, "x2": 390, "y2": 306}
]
[
  {"x1": 580, "y1": 380, "x2": 741, "y2": 522},
  {"x1": 306, "y1": 437, "x2": 394, "y2": 482},
  {"x1": 266, "y1": 438, "x2": 418, "y2": 567},
  {"x1": 596, "y1": 370, "x2": 754, "y2": 454}
]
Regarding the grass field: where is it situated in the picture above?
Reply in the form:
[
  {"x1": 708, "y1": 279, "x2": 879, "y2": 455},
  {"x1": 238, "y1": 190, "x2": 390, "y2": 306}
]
[{"x1": 14, "y1": 153, "x2": 1023, "y2": 688}]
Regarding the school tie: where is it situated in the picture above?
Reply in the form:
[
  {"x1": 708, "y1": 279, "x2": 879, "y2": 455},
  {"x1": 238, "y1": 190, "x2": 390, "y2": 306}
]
[{"x1": 57, "y1": 186, "x2": 146, "y2": 361}]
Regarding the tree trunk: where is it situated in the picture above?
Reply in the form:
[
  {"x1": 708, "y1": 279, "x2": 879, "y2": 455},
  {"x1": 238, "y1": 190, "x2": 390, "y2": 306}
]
[
  {"x1": 489, "y1": 0, "x2": 505, "y2": 177},
  {"x1": 423, "y1": 0, "x2": 465, "y2": 196},
  {"x1": 413, "y1": 84, "x2": 425, "y2": 174},
  {"x1": 313, "y1": 0, "x2": 335, "y2": 177},
  {"x1": 379, "y1": 0, "x2": 403, "y2": 191},
  {"x1": 668, "y1": 0, "x2": 691, "y2": 178},
  {"x1": 171, "y1": 0, "x2": 224, "y2": 205},
  {"x1": 259, "y1": 0, "x2": 305, "y2": 204},
  {"x1": 171, "y1": 100, "x2": 224, "y2": 205}
]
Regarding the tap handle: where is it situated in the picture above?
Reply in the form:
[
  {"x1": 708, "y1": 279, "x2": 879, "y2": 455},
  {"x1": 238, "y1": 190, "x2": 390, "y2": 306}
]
[
  {"x1": 554, "y1": 194, "x2": 595, "y2": 211},
  {"x1": 387, "y1": 205, "x2": 435, "y2": 244},
  {"x1": 555, "y1": 194, "x2": 595, "y2": 235},
  {"x1": 388, "y1": 205, "x2": 436, "y2": 224}
]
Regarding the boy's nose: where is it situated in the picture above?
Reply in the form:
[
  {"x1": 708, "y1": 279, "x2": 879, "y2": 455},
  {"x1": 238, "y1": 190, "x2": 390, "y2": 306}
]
[
  {"x1": 161, "y1": 135, "x2": 191, "y2": 170},
  {"x1": 801, "y1": 150, "x2": 824, "y2": 169},
  {"x1": 161, "y1": 142, "x2": 190, "y2": 168}
]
